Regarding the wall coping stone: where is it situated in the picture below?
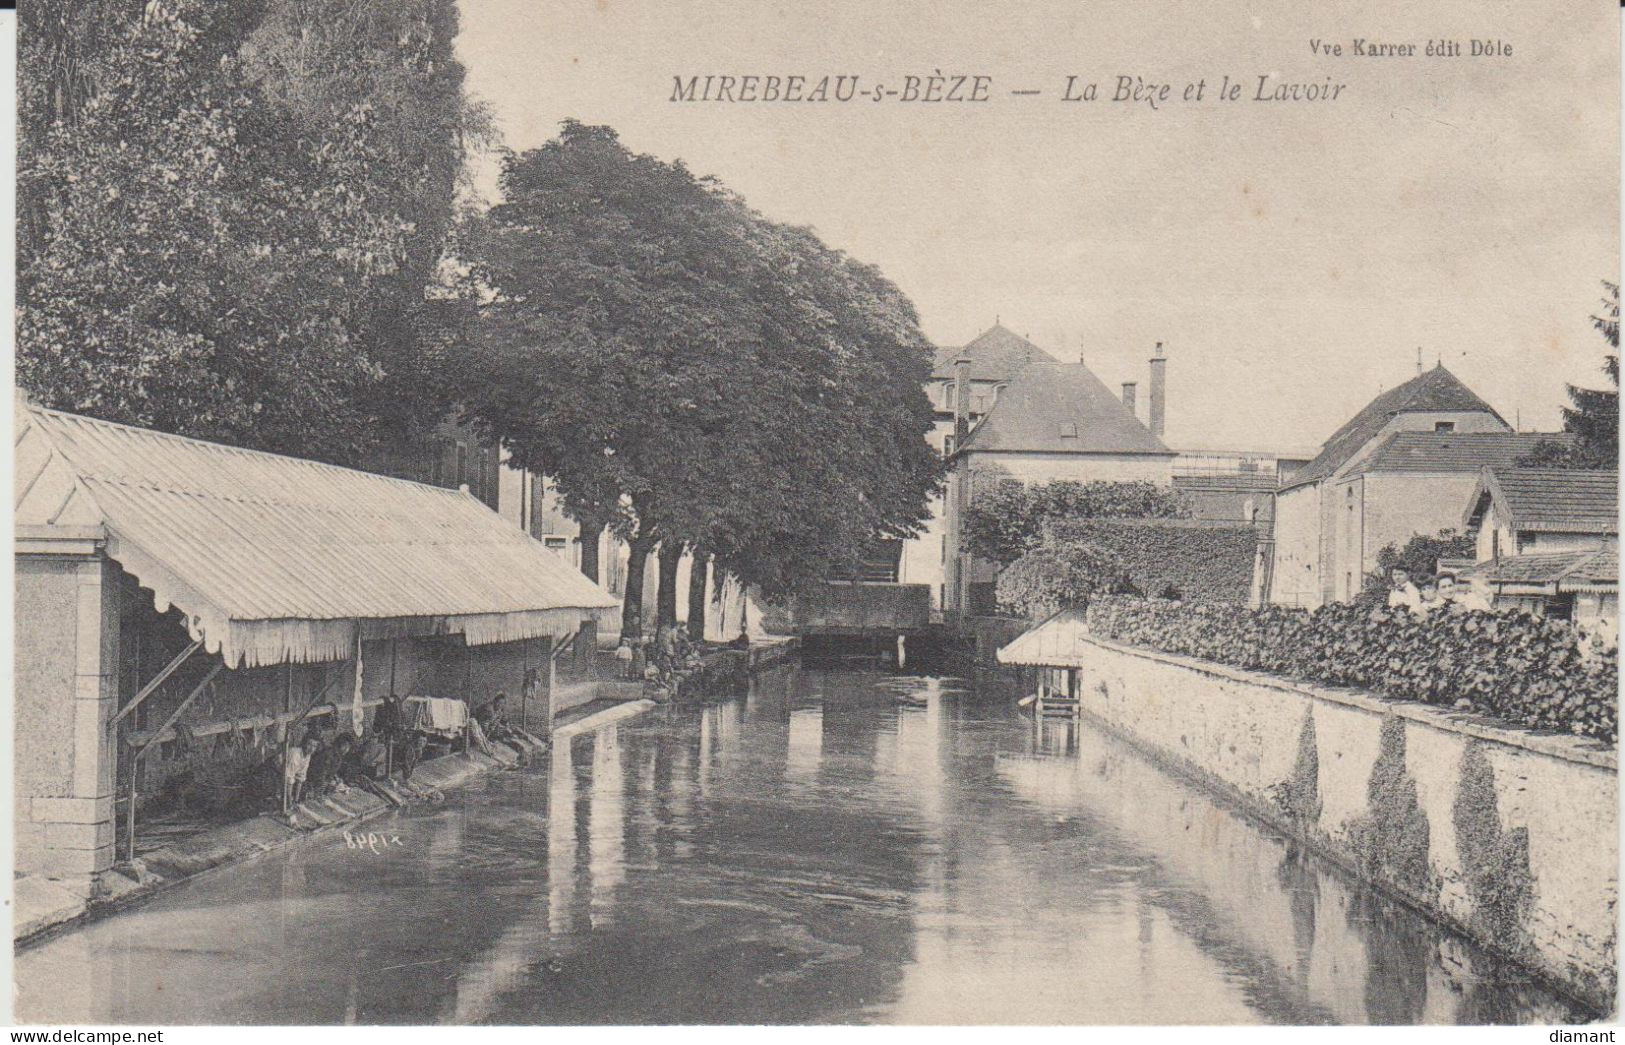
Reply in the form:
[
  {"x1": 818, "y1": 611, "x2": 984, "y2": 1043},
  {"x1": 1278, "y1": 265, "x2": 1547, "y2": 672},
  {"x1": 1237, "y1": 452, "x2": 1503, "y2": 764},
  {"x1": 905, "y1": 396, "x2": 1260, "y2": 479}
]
[{"x1": 1082, "y1": 634, "x2": 1618, "y2": 772}]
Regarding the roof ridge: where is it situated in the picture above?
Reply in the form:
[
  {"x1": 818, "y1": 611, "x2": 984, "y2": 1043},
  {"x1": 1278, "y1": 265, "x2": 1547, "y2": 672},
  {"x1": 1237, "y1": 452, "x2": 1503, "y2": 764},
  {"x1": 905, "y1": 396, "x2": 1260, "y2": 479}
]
[{"x1": 30, "y1": 402, "x2": 474, "y2": 497}]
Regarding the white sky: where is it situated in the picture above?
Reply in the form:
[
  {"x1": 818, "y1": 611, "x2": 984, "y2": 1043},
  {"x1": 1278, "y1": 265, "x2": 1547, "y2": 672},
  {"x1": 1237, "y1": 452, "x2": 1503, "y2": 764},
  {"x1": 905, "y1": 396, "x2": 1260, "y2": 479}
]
[{"x1": 455, "y1": 0, "x2": 1619, "y2": 454}]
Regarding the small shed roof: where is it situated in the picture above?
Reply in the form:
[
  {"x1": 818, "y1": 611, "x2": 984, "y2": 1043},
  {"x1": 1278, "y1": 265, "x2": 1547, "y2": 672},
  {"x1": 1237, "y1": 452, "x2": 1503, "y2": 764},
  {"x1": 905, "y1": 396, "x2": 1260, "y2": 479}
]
[
  {"x1": 15, "y1": 398, "x2": 619, "y2": 668},
  {"x1": 1471, "y1": 546, "x2": 1617, "y2": 594},
  {"x1": 1462, "y1": 467, "x2": 1619, "y2": 535},
  {"x1": 997, "y1": 607, "x2": 1091, "y2": 667}
]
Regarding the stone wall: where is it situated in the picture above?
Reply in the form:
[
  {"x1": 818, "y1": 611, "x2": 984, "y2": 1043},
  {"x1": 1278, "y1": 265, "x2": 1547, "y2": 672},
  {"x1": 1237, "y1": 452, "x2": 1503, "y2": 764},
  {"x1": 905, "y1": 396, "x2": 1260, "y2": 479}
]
[{"x1": 1072, "y1": 635, "x2": 1617, "y2": 1009}]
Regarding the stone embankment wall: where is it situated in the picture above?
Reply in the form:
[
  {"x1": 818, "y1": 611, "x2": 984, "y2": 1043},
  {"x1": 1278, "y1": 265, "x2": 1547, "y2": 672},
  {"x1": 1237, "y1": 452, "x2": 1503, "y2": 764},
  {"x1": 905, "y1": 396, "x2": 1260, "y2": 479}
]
[{"x1": 1073, "y1": 635, "x2": 1618, "y2": 1010}]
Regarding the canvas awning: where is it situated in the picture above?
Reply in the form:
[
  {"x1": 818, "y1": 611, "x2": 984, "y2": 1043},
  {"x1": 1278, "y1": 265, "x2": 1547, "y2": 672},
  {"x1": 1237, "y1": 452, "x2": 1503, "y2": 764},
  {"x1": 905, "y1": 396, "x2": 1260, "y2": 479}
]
[
  {"x1": 16, "y1": 397, "x2": 620, "y2": 668},
  {"x1": 997, "y1": 607, "x2": 1091, "y2": 667}
]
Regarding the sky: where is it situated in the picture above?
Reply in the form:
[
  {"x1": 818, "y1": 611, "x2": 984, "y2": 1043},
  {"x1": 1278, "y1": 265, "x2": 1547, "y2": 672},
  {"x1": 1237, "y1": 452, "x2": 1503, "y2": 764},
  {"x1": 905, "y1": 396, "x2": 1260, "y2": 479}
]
[{"x1": 454, "y1": 0, "x2": 1619, "y2": 454}]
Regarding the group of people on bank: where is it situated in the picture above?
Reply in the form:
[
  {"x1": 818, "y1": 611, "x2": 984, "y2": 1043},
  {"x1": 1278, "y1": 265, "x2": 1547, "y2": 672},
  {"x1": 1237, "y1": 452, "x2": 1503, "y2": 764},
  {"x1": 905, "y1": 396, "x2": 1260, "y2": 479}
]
[
  {"x1": 280, "y1": 692, "x2": 531, "y2": 813},
  {"x1": 615, "y1": 621, "x2": 713, "y2": 690}
]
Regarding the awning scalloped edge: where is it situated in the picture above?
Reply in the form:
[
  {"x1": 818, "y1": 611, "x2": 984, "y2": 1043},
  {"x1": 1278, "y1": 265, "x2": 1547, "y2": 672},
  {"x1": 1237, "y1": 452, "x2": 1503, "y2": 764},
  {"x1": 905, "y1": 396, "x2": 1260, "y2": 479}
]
[{"x1": 105, "y1": 531, "x2": 618, "y2": 669}]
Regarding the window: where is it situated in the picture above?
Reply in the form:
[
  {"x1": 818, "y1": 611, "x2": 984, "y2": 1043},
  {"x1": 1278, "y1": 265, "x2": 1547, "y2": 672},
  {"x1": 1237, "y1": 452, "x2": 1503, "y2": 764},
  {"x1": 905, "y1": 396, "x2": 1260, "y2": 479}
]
[
  {"x1": 542, "y1": 536, "x2": 569, "y2": 557},
  {"x1": 1434, "y1": 421, "x2": 1456, "y2": 433}
]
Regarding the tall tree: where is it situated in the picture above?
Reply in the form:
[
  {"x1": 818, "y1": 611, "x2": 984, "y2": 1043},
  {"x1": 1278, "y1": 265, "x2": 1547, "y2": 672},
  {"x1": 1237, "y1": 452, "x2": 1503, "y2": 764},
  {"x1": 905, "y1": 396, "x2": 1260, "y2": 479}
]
[
  {"x1": 459, "y1": 123, "x2": 941, "y2": 636},
  {"x1": 1518, "y1": 281, "x2": 1620, "y2": 470},
  {"x1": 17, "y1": 0, "x2": 487, "y2": 463}
]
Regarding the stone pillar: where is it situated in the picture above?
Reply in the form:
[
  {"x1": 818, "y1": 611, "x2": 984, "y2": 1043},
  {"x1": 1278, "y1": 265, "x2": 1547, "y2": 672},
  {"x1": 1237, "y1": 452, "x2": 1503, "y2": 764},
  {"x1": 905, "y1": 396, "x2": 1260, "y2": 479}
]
[{"x1": 14, "y1": 531, "x2": 119, "y2": 893}]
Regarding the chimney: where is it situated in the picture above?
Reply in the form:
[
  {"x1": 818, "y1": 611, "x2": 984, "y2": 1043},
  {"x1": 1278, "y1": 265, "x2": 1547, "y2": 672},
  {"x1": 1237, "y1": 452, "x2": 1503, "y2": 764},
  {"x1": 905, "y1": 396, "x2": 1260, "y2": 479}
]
[
  {"x1": 953, "y1": 356, "x2": 972, "y2": 448},
  {"x1": 1148, "y1": 342, "x2": 1167, "y2": 439},
  {"x1": 1120, "y1": 381, "x2": 1138, "y2": 414}
]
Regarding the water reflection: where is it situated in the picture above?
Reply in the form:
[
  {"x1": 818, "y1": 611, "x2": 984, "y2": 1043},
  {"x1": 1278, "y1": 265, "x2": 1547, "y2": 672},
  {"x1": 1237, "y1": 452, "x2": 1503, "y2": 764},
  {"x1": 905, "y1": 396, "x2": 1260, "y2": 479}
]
[{"x1": 14, "y1": 669, "x2": 1592, "y2": 1026}]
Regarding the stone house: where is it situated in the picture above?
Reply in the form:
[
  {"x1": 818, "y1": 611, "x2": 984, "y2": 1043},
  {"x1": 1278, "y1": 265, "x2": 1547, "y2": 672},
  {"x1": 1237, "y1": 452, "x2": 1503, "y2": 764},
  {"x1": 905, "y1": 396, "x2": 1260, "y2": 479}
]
[{"x1": 1269, "y1": 364, "x2": 1560, "y2": 607}]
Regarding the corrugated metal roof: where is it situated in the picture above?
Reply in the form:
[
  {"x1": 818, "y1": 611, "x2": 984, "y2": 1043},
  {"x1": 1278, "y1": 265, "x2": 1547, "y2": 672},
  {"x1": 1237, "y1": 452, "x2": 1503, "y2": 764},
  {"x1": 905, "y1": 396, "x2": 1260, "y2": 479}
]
[
  {"x1": 997, "y1": 607, "x2": 1091, "y2": 666},
  {"x1": 1350, "y1": 431, "x2": 1568, "y2": 475},
  {"x1": 1284, "y1": 366, "x2": 1506, "y2": 489},
  {"x1": 1462, "y1": 467, "x2": 1619, "y2": 535},
  {"x1": 16, "y1": 399, "x2": 619, "y2": 668},
  {"x1": 961, "y1": 361, "x2": 1173, "y2": 457}
]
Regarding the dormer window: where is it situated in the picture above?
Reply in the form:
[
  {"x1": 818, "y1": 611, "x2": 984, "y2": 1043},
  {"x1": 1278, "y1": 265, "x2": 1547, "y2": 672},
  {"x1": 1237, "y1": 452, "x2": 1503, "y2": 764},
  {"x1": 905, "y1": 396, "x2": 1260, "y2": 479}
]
[
  {"x1": 1434, "y1": 421, "x2": 1456, "y2": 433},
  {"x1": 1058, "y1": 422, "x2": 1078, "y2": 438}
]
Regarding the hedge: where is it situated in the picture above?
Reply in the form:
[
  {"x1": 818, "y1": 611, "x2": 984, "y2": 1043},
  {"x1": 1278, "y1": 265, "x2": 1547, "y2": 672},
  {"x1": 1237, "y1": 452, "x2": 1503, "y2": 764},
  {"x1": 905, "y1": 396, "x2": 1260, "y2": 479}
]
[
  {"x1": 995, "y1": 541, "x2": 1134, "y2": 620},
  {"x1": 1047, "y1": 518, "x2": 1257, "y2": 603},
  {"x1": 1086, "y1": 596, "x2": 1618, "y2": 744}
]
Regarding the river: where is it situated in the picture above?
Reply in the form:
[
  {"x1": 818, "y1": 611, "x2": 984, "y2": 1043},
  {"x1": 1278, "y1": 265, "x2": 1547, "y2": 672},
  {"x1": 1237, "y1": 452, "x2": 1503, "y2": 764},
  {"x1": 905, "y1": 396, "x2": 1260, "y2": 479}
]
[{"x1": 14, "y1": 665, "x2": 1592, "y2": 1025}]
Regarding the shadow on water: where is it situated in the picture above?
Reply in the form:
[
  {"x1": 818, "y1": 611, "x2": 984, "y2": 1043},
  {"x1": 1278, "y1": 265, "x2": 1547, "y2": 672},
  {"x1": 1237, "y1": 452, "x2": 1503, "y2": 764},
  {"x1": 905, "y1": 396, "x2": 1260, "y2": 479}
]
[{"x1": 14, "y1": 664, "x2": 1595, "y2": 1025}]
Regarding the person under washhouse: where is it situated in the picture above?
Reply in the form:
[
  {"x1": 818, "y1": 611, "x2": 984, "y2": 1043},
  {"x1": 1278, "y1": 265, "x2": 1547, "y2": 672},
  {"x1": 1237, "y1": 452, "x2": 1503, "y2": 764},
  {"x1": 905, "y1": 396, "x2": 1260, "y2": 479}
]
[
  {"x1": 338, "y1": 730, "x2": 389, "y2": 793},
  {"x1": 375, "y1": 693, "x2": 425, "y2": 782},
  {"x1": 302, "y1": 728, "x2": 344, "y2": 799},
  {"x1": 282, "y1": 733, "x2": 318, "y2": 814}
]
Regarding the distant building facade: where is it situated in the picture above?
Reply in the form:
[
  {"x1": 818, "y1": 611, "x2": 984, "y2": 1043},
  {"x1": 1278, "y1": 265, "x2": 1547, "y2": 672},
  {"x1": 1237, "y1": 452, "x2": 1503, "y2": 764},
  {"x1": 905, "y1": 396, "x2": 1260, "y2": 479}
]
[{"x1": 917, "y1": 325, "x2": 1177, "y2": 616}]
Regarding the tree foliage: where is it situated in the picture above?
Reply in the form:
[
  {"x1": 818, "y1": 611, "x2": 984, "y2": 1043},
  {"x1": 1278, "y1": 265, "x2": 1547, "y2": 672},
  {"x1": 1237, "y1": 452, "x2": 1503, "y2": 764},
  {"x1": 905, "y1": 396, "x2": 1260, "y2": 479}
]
[
  {"x1": 458, "y1": 122, "x2": 941, "y2": 633},
  {"x1": 1516, "y1": 280, "x2": 1619, "y2": 471},
  {"x1": 965, "y1": 478, "x2": 1191, "y2": 565},
  {"x1": 17, "y1": 0, "x2": 487, "y2": 463},
  {"x1": 995, "y1": 540, "x2": 1138, "y2": 620},
  {"x1": 1354, "y1": 528, "x2": 1477, "y2": 607}
]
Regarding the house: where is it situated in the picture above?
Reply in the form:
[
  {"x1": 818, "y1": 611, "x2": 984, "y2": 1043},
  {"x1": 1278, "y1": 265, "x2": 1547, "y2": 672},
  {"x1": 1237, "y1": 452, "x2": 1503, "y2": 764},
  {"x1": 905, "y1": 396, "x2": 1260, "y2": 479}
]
[
  {"x1": 1458, "y1": 467, "x2": 1618, "y2": 626},
  {"x1": 1268, "y1": 363, "x2": 1562, "y2": 607},
  {"x1": 937, "y1": 333, "x2": 1177, "y2": 615},
  {"x1": 13, "y1": 397, "x2": 618, "y2": 897}
]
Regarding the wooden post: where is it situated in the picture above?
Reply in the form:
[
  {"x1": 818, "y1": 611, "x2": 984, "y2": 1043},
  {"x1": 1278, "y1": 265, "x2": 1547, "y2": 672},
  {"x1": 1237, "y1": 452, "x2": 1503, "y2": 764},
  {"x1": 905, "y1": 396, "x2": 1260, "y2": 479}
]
[{"x1": 281, "y1": 662, "x2": 294, "y2": 815}]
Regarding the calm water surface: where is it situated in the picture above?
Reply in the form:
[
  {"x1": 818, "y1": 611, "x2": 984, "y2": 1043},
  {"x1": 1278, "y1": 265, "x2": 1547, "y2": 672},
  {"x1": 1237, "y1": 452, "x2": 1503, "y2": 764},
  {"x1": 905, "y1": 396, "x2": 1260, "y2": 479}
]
[{"x1": 15, "y1": 666, "x2": 1591, "y2": 1025}]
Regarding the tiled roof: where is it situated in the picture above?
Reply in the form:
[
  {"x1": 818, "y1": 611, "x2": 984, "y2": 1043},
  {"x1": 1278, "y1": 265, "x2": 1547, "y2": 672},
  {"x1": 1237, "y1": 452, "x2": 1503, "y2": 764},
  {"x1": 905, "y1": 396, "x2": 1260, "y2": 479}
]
[
  {"x1": 960, "y1": 360, "x2": 1173, "y2": 456},
  {"x1": 1463, "y1": 467, "x2": 1619, "y2": 535},
  {"x1": 15, "y1": 398, "x2": 619, "y2": 668},
  {"x1": 1173, "y1": 473, "x2": 1281, "y2": 493},
  {"x1": 1479, "y1": 547, "x2": 1617, "y2": 590},
  {"x1": 1350, "y1": 431, "x2": 1570, "y2": 475},
  {"x1": 930, "y1": 324, "x2": 1055, "y2": 381},
  {"x1": 1285, "y1": 366, "x2": 1506, "y2": 489},
  {"x1": 997, "y1": 607, "x2": 1091, "y2": 666}
]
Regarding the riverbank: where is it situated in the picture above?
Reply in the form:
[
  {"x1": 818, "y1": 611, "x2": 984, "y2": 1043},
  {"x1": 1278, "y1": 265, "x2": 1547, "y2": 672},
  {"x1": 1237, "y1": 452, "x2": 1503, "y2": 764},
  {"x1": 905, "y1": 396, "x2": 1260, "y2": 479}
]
[
  {"x1": 1063, "y1": 633, "x2": 1618, "y2": 1013},
  {"x1": 13, "y1": 697, "x2": 661, "y2": 947}
]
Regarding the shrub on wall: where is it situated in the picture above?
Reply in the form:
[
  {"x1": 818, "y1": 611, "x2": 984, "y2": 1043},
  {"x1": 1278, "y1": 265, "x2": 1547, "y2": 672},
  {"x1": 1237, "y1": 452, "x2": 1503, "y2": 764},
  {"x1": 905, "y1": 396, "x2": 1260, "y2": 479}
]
[
  {"x1": 964, "y1": 479, "x2": 1191, "y2": 565},
  {"x1": 1086, "y1": 596, "x2": 1618, "y2": 743},
  {"x1": 996, "y1": 541, "x2": 1137, "y2": 620},
  {"x1": 1048, "y1": 518, "x2": 1257, "y2": 603}
]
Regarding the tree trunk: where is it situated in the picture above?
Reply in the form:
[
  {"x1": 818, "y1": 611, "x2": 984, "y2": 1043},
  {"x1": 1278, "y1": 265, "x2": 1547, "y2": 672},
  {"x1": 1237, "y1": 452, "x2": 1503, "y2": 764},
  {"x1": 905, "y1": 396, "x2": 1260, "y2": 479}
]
[
  {"x1": 656, "y1": 541, "x2": 684, "y2": 635},
  {"x1": 687, "y1": 554, "x2": 710, "y2": 643},
  {"x1": 621, "y1": 535, "x2": 654, "y2": 640},
  {"x1": 577, "y1": 515, "x2": 604, "y2": 583}
]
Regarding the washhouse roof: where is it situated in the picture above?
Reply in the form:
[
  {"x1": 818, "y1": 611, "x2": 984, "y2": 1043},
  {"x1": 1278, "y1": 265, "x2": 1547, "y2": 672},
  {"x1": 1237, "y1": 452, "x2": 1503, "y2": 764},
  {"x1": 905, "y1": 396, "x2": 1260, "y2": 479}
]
[
  {"x1": 15, "y1": 396, "x2": 619, "y2": 668},
  {"x1": 997, "y1": 607, "x2": 1092, "y2": 667}
]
